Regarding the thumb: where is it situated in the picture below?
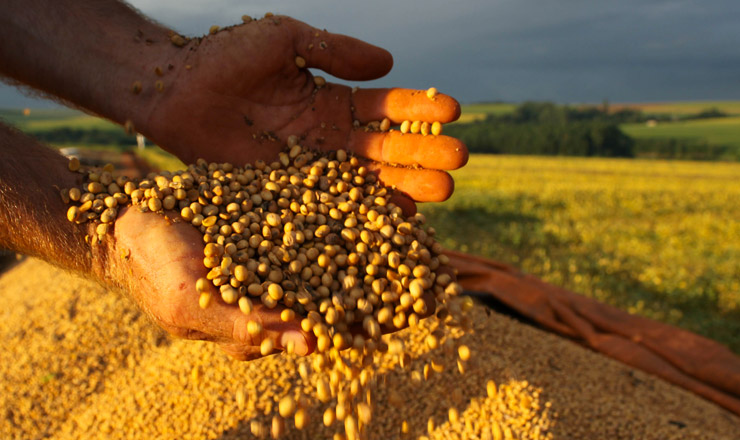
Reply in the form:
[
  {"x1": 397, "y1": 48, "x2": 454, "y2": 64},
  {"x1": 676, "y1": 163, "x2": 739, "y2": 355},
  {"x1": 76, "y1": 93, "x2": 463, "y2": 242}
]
[
  {"x1": 292, "y1": 19, "x2": 393, "y2": 81},
  {"x1": 196, "y1": 290, "x2": 316, "y2": 357}
]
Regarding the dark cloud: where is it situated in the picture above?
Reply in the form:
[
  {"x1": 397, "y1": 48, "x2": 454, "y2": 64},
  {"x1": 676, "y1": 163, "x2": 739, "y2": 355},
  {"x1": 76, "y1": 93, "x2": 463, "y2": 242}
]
[{"x1": 2, "y1": 0, "x2": 740, "y2": 108}]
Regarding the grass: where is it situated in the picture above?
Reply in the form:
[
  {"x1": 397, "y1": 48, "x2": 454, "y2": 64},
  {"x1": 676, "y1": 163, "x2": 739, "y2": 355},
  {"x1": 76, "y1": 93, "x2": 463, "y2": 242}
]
[
  {"x1": 420, "y1": 155, "x2": 740, "y2": 353},
  {"x1": 0, "y1": 108, "x2": 81, "y2": 126},
  {"x1": 608, "y1": 101, "x2": 740, "y2": 116},
  {"x1": 22, "y1": 115, "x2": 119, "y2": 131},
  {"x1": 0, "y1": 108, "x2": 115, "y2": 131},
  {"x1": 622, "y1": 116, "x2": 740, "y2": 149},
  {"x1": 457, "y1": 102, "x2": 517, "y2": 123},
  {"x1": 136, "y1": 147, "x2": 185, "y2": 171}
]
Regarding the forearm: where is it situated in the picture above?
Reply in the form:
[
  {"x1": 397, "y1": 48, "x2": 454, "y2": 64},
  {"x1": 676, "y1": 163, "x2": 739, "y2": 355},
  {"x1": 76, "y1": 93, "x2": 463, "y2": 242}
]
[
  {"x1": 0, "y1": 123, "x2": 104, "y2": 277},
  {"x1": 0, "y1": 0, "x2": 181, "y2": 133}
]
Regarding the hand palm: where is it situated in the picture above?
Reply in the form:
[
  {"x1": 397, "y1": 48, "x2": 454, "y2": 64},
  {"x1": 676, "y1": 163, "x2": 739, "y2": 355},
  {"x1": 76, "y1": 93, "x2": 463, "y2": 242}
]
[
  {"x1": 110, "y1": 207, "x2": 310, "y2": 361},
  {"x1": 146, "y1": 16, "x2": 467, "y2": 204}
]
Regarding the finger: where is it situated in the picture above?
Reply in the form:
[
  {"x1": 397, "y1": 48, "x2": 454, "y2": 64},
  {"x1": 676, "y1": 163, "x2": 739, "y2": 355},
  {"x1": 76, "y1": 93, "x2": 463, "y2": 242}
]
[
  {"x1": 348, "y1": 130, "x2": 468, "y2": 170},
  {"x1": 389, "y1": 193, "x2": 417, "y2": 217},
  {"x1": 362, "y1": 161, "x2": 455, "y2": 202},
  {"x1": 353, "y1": 88, "x2": 461, "y2": 123},
  {"x1": 436, "y1": 265, "x2": 457, "y2": 280},
  {"x1": 293, "y1": 23, "x2": 392, "y2": 81},
  {"x1": 218, "y1": 344, "x2": 264, "y2": 362}
]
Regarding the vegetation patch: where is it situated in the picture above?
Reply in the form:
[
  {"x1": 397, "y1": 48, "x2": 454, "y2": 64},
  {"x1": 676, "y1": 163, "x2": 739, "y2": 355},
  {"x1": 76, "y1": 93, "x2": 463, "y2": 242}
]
[{"x1": 421, "y1": 155, "x2": 740, "y2": 353}]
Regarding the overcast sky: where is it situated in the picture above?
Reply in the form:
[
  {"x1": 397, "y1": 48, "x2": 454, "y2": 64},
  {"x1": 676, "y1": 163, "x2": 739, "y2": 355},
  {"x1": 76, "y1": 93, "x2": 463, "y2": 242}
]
[{"x1": 3, "y1": 0, "x2": 740, "y2": 108}]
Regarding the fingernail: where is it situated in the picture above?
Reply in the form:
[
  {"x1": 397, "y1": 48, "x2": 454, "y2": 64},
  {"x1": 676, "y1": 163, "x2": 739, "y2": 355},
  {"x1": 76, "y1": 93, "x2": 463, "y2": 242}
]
[{"x1": 280, "y1": 331, "x2": 308, "y2": 356}]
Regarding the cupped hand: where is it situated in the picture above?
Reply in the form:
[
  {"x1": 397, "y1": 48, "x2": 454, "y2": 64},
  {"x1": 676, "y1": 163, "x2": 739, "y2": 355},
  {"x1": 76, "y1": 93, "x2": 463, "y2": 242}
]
[
  {"x1": 107, "y1": 206, "x2": 315, "y2": 361},
  {"x1": 144, "y1": 16, "x2": 467, "y2": 208}
]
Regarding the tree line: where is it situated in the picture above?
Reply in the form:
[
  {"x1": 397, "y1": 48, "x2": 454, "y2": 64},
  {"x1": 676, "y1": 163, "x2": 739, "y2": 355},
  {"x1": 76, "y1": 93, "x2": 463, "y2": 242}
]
[{"x1": 445, "y1": 101, "x2": 738, "y2": 160}]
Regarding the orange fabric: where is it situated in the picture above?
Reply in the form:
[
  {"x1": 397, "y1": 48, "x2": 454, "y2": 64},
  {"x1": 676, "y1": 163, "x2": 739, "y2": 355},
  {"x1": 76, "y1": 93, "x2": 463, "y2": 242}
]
[{"x1": 446, "y1": 250, "x2": 740, "y2": 416}]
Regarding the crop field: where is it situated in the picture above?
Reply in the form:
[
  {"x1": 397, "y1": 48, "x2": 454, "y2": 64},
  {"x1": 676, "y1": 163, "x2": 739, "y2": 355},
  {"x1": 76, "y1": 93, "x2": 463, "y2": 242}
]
[
  {"x1": 622, "y1": 116, "x2": 740, "y2": 149},
  {"x1": 457, "y1": 102, "x2": 517, "y2": 123},
  {"x1": 0, "y1": 108, "x2": 116, "y2": 131},
  {"x1": 420, "y1": 155, "x2": 740, "y2": 353}
]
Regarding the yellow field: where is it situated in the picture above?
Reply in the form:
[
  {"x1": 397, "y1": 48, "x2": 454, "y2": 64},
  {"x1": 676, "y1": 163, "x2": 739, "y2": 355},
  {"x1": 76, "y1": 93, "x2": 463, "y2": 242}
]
[{"x1": 420, "y1": 155, "x2": 740, "y2": 352}]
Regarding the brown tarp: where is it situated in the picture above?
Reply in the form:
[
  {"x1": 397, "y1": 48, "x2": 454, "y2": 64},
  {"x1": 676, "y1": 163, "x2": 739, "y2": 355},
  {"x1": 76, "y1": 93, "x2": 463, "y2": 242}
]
[{"x1": 446, "y1": 250, "x2": 740, "y2": 416}]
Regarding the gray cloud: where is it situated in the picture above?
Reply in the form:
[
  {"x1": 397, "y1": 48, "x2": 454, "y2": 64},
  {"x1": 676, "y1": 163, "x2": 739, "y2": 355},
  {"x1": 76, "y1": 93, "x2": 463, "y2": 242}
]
[{"x1": 2, "y1": 0, "x2": 740, "y2": 109}]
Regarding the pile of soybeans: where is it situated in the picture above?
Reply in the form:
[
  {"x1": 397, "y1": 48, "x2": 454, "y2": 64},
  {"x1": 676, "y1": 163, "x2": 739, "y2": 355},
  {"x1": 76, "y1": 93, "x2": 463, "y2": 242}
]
[{"x1": 2, "y1": 259, "x2": 739, "y2": 439}]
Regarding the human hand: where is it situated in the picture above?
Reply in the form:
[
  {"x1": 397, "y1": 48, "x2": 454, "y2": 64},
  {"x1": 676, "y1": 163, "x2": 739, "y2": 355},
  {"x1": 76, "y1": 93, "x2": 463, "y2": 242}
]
[
  {"x1": 142, "y1": 16, "x2": 467, "y2": 209},
  {"x1": 2, "y1": 4, "x2": 466, "y2": 206},
  {"x1": 0, "y1": 4, "x2": 458, "y2": 361},
  {"x1": 108, "y1": 206, "x2": 314, "y2": 361}
]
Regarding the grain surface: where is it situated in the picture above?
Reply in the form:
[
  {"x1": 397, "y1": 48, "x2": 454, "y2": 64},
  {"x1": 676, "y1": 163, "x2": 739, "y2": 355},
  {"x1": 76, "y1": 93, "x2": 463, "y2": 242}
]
[{"x1": 1, "y1": 258, "x2": 738, "y2": 439}]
